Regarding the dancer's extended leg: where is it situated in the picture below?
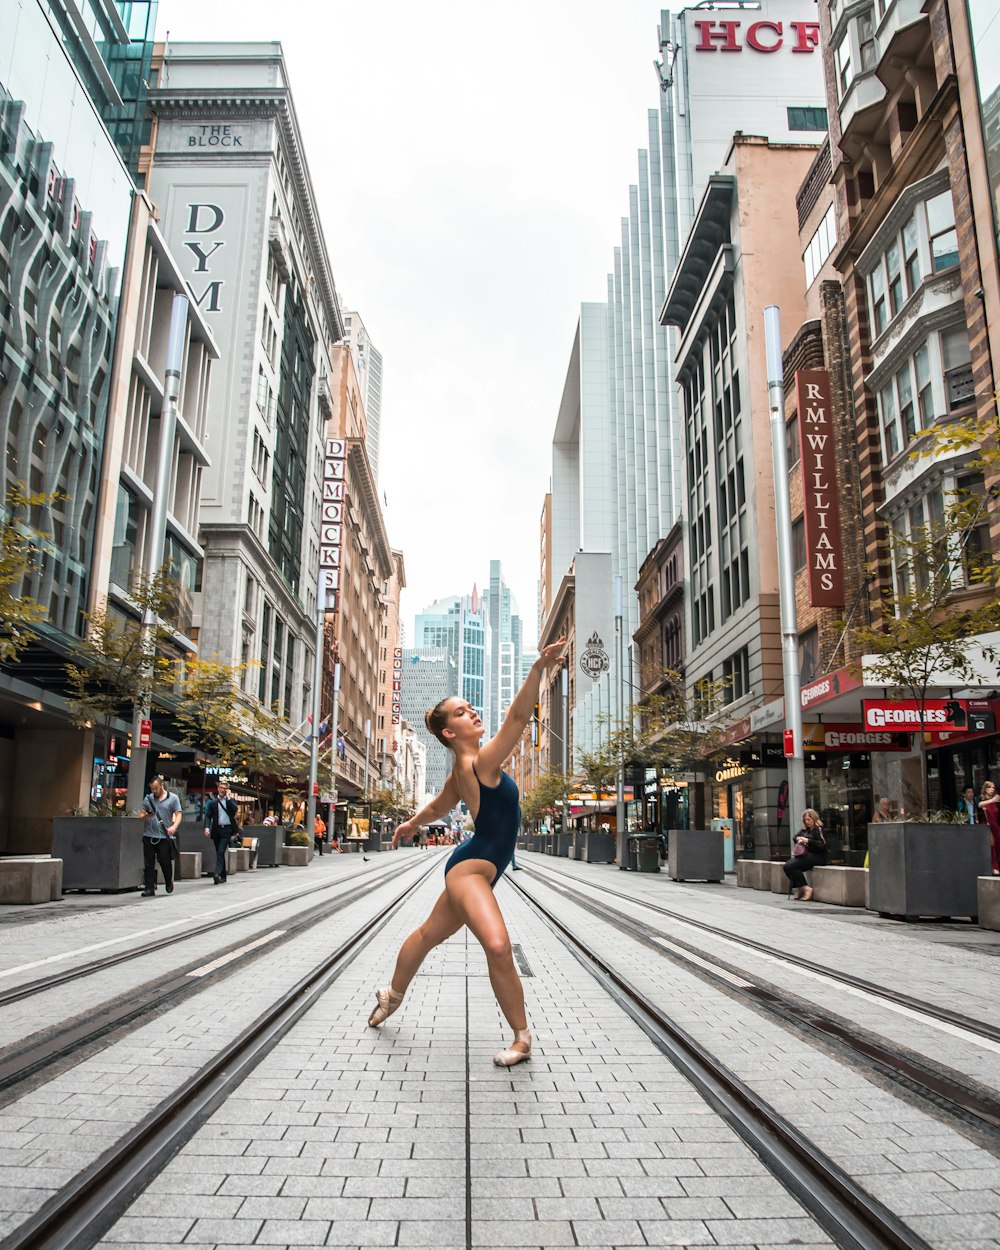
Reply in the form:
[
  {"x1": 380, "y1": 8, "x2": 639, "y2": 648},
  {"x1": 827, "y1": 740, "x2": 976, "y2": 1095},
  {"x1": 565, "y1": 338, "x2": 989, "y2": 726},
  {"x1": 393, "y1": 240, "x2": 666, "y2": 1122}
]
[
  {"x1": 446, "y1": 867, "x2": 530, "y2": 1065},
  {"x1": 368, "y1": 889, "x2": 462, "y2": 1026}
]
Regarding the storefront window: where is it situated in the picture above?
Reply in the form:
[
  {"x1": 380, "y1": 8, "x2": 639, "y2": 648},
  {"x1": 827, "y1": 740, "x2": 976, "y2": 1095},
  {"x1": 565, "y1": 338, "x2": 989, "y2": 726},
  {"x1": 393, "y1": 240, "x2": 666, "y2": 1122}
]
[{"x1": 804, "y1": 754, "x2": 873, "y2": 864}]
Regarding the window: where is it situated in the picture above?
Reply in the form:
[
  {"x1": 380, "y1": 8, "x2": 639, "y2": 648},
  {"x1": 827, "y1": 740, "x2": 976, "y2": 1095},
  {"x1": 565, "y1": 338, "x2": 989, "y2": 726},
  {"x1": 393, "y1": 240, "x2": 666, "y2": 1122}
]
[
  {"x1": 786, "y1": 413, "x2": 800, "y2": 468},
  {"x1": 792, "y1": 517, "x2": 806, "y2": 574},
  {"x1": 722, "y1": 647, "x2": 750, "y2": 704},
  {"x1": 835, "y1": 34, "x2": 853, "y2": 98},
  {"x1": 902, "y1": 215, "x2": 920, "y2": 291},
  {"x1": 787, "y1": 106, "x2": 828, "y2": 132},
  {"x1": 798, "y1": 628, "x2": 819, "y2": 685},
  {"x1": 879, "y1": 377, "x2": 901, "y2": 461},
  {"x1": 942, "y1": 327, "x2": 973, "y2": 409},
  {"x1": 926, "y1": 191, "x2": 958, "y2": 271},
  {"x1": 870, "y1": 264, "x2": 888, "y2": 337},
  {"x1": 858, "y1": 11, "x2": 875, "y2": 69},
  {"x1": 886, "y1": 240, "x2": 904, "y2": 317},
  {"x1": 803, "y1": 204, "x2": 837, "y2": 286}
]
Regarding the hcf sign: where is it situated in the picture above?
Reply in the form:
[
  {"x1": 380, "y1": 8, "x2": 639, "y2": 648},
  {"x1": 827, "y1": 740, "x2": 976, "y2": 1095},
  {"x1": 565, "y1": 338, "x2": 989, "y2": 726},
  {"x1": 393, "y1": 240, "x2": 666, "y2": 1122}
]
[{"x1": 693, "y1": 20, "x2": 820, "y2": 53}]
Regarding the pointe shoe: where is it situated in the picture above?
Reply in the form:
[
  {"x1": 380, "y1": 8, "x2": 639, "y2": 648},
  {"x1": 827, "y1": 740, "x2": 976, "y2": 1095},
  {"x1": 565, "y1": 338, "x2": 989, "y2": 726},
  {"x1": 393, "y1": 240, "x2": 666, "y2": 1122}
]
[
  {"x1": 367, "y1": 986, "x2": 404, "y2": 1027},
  {"x1": 493, "y1": 1028, "x2": 532, "y2": 1068},
  {"x1": 800, "y1": 885, "x2": 813, "y2": 902}
]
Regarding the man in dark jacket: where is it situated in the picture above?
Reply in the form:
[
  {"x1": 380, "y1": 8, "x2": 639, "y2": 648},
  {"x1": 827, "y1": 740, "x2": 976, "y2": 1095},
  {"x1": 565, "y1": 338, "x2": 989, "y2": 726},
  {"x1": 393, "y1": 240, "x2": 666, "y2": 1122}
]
[{"x1": 203, "y1": 778, "x2": 239, "y2": 884}]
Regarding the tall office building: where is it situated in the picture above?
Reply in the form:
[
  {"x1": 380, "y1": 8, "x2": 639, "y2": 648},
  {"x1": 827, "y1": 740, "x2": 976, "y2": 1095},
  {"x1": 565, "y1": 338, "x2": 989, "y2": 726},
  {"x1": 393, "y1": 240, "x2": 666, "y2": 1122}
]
[
  {"x1": 342, "y1": 308, "x2": 383, "y2": 482},
  {"x1": 148, "y1": 42, "x2": 345, "y2": 728},
  {"x1": 400, "y1": 648, "x2": 455, "y2": 797},
  {"x1": 484, "y1": 560, "x2": 523, "y2": 737},
  {"x1": 415, "y1": 587, "x2": 491, "y2": 727}
]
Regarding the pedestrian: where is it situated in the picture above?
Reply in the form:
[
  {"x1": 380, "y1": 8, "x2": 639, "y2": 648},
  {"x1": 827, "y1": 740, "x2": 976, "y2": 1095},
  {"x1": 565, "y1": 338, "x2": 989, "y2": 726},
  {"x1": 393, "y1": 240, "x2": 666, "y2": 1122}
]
[
  {"x1": 203, "y1": 778, "x2": 240, "y2": 884},
  {"x1": 783, "y1": 808, "x2": 827, "y2": 901},
  {"x1": 872, "y1": 796, "x2": 893, "y2": 822},
  {"x1": 314, "y1": 812, "x2": 327, "y2": 856},
  {"x1": 978, "y1": 780, "x2": 1000, "y2": 875},
  {"x1": 141, "y1": 776, "x2": 182, "y2": 897},
  {"x1": 262, "y1": 812, "x2": 278, "y2": 826},
  {"x1": 961, "y1": 785, "x2": 978, "y2": 824},
  {"x1": 368, "y1": 637, "x2": 567, "y2": 1067}
]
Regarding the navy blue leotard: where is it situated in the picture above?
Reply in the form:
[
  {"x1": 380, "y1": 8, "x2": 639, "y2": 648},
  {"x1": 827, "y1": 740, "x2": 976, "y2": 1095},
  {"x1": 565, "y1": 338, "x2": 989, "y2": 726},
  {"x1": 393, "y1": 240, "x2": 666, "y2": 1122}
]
[{"x1": 444, "y1": 765, "x2": 520, "y2": 887}]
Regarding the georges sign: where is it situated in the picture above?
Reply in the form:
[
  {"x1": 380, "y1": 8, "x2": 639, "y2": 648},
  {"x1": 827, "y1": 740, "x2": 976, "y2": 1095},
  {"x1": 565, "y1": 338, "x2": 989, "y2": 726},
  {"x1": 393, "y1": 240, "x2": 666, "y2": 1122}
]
[
  {"x1": 863, "y1": 699, "x2": 975, "y2": 732},
  {"x1": 796, "y1": 370, "x2": 845, "y2": 607},
  {"x1": 693, "y1": 19, "x2": 819, "y2": 52}
]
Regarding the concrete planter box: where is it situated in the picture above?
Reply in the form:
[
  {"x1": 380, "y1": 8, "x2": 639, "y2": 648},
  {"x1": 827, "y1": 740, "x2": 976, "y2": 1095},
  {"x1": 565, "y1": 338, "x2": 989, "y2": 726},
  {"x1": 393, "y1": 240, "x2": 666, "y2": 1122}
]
[
  {"x1": 51, "y1": 817, "x2": 145, "y2": 892},
  {"x1": 978, "y1": 877, "x2": 1000, "y2": 931},
  {"x1": 549, "y1": 833, "x2": 571, "y2": 857},
  {"x1": 812, "y1": 866, "x2": 867, "y2": 907},
  {"x1": 867, "y1": 822, "x2": 991, "y2": 921},
  {"x1": 0, "y1": 856, "x2": 63, "y2": 903},
  {"x1": 583, "y1": 832, "x2": 616, "y2": 863},
  {"x1": 668, "y1": 829, "x2": 724, "y2": 883},
  {"x1": 735, "y1": 859, "x2": 770, "y2": 889},
  {"x1": 283, "y1": 845, "x2": 310, "y2": 866},
  {"x1": 246, "y1": 825, "x2": 283, "y2": 868}
]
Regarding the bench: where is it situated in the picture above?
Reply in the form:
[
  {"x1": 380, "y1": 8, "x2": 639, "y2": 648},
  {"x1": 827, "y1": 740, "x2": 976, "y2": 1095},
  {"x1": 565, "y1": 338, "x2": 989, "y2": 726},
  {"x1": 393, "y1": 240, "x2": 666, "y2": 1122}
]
[
  {"x1": 283, "y1": 845, "x2": 310, "y2": 866},
  {"x1": 735, "y1": 859, "x2": 771, "y2": 890},
  {"x1": 811, "y1": 865, "x2": 867, "y2": 906},
  {"x1": 978, "y1": 876, "x2": 1000, "y2": 931},
  {"x1": 0, "y1": 856, "x2": 63, "y2": 904}
]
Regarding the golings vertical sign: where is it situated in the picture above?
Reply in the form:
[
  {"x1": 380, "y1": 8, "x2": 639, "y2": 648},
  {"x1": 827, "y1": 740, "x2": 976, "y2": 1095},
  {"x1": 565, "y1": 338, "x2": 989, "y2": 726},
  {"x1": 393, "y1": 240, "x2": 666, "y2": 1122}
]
[
  {"x1": 320, "y1": 438, "x2": 346, "y2": 611},
  {"x1": 795, "y1": 369, "x2": 844, "y2": 607}
]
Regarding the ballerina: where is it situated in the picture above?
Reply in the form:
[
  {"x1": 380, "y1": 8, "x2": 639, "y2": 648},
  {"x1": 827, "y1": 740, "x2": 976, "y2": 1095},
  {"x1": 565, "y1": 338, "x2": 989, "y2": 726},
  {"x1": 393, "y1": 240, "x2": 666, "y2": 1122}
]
[{"x1": 367, "y1": 637, "x2": 567, "y2": 1066}]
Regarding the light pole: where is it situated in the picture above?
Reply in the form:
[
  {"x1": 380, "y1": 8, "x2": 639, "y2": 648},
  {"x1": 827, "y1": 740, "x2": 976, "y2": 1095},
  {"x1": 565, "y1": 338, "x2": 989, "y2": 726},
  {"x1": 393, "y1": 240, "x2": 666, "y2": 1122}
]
[
  {"x1": 328, "y1": 660, "x2": 340, "y2": 826},
  {"x1": 363, "y1": 717, "x2": 371, "y2": 797},
  {"x1": 615, "y1": 575, "x2": 626, "y2": 868},
  {"x1": 305, "y1": 577, "x2": 325, "y2": 842},
  {"x1": 127, "y1": 293, "x2": 189, "y2": 813},
  {"x1": 561, "y1": 665, "x2": 569, "y2": 845},
  {"x1": 765, "y1": 305, "x2": 805, "y2": 841}
]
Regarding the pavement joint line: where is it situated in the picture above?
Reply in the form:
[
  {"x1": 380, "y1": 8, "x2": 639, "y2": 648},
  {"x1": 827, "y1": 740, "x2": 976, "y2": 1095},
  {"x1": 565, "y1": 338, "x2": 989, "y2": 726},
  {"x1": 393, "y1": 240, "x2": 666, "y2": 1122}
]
[
  {"x1": 186, "y1": 931, "x2": 287, "y2": 978},
  {"x1": 525, "y1": 864, "x2": 1000, "y2": 1057}
]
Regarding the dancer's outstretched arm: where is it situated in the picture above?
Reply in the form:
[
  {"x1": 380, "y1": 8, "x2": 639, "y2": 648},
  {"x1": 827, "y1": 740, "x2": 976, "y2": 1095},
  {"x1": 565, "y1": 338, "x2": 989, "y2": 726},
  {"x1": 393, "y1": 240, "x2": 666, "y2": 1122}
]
[
  {"x1": 476, "y1": 638, "x2": 566, "y2": 777},
  {"x1": 392, "y1": 772, "x2": 460, "y2": 847}
]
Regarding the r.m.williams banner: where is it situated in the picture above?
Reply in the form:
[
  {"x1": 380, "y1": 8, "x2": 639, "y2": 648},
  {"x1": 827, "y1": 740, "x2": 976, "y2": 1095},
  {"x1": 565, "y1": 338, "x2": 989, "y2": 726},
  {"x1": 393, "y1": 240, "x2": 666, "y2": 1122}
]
[{"x1": 795, "y1": 369, "x2": 844, "y2": 607}]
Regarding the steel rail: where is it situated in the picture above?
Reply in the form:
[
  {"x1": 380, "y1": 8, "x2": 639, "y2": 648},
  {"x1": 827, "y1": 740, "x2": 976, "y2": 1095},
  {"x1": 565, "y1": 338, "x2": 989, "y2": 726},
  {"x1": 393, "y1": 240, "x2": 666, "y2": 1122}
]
[
  {"x1": 511, "y1": 874, "x2": 936, "y2": 1250},
  {"x1": 522, "y1": 857, "x2": 1000, "y2": 1044},
  {"x1": 0, "y1": 856, "x2": 427, "y2": 1097},
  {"x1": 1, "y1": 860, "x2": 439, "y2": 1250},
  {"x1": 0, "y1": 853, "x2": 420, "y2": 1009},
  {"x1": 522, "y1": 866, "x2": 1000, "y2": 1138}
]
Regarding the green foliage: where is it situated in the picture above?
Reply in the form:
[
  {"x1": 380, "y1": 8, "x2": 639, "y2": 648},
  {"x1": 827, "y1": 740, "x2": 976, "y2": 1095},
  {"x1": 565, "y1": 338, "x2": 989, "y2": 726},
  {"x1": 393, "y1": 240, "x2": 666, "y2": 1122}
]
[
  {"x1": 0, "y1": 483, "x2": 58, "y2": 662},
  {"x1": 286, "y1": 828, "x2": 310, "y2": 846},
  {"x1": 521, "y1": 770, "x2": 574, "y2": 823},
  {"x1": 172, "y1": 656, "x2": 248, "y2": 764},
  {"x1": 369, "y1": 782, "x2": 414, "y2": 823},
  {"x1": 65, "y1": 572, "x2": 176, "y2": 760},
  {"x1": 626, "y1": 669, "x2": 734, "y2": 775}
]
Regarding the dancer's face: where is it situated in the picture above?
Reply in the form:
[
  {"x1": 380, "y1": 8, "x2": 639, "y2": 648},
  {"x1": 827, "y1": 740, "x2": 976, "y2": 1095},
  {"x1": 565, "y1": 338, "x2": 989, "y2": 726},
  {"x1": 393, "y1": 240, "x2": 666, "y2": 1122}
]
[{"x1": 441, "y1": 698, "x2": 483, "y2": 745}]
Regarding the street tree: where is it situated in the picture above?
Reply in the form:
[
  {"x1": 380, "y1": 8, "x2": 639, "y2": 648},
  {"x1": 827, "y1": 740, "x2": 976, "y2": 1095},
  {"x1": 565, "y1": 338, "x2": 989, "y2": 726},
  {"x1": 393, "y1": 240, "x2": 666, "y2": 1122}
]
[
  {"x1": 0, "y1": 483, "x2": 56, "y2": 663},
  {"x1": 172, "y1": 657, "x2": 249, "y2": 798},
  {"x1": 521, "y1": 770, "x2": 574, "y2": 828}
]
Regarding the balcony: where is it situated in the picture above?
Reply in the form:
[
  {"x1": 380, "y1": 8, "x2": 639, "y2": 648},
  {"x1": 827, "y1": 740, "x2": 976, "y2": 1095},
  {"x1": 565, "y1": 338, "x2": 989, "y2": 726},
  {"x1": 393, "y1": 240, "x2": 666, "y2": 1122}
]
[
  {"x1": 839, "y1": 70, "x2": 887, "y2": 152},
  {"x1": 874, "y1": 0, "x2": 927, "y2": 74},
  {"x1": 268, "y1": 215, "x2": 292, "y2": 284}
]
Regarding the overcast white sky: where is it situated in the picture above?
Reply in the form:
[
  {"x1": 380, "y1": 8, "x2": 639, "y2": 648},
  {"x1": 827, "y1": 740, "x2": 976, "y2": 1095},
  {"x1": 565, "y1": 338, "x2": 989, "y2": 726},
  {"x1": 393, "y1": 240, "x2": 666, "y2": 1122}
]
[{"x1": 156, "y1": 1, "x2": 677, "y2": 648}]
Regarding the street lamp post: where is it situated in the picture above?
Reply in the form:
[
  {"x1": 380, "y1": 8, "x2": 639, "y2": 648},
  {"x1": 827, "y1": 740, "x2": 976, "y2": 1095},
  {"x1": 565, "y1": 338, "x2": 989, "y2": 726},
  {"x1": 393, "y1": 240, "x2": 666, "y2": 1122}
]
[
  {"x1": 561, "y1": 665, "x2": 569, "y2": 845},
  {"x1": 305, "y1": 578, "x2": 325, "y2": 843},
  {"x1": 328, "y1": 660, "x2": 340, "y2": 826},
  {"x1": 765, "y1": 305, "x2": 805, "y2": 839},
  {"x1": 615, "y1": 575, "x2": 626, "y2": 868}
]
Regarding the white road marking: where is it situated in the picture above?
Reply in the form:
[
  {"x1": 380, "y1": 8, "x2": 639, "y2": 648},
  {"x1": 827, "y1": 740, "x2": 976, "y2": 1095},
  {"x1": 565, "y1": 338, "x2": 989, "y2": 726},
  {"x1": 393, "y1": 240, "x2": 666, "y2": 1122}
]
[{"x1": 186, "y1": 930, "x2": 286, "y2": 977}]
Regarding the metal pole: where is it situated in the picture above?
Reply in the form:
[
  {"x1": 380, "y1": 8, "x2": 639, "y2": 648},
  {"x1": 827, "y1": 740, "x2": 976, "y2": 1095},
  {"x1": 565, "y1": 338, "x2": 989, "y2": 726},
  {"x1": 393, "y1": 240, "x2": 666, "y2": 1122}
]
[
  {"x1": 329, "y1": 661, "x2": 340, "y2": 833},
  {"x1": 560, "y1": 665, "x2": 568, "y2": 843},
  {"x1": 363, "y1": 717, "x2": 371, "y2": 796},
  {"x1": 615, "y1": 575, "x2": 626, "y2": 868},
  {"x1": 765, "y1": 305, "x2": 805, "y2": 842},
  {"x1": 305, "y1": 575, "x2": 325, "y2": 843},
  {"x1": 127, "y1": 294, "x2": 189, "y2": 812}
]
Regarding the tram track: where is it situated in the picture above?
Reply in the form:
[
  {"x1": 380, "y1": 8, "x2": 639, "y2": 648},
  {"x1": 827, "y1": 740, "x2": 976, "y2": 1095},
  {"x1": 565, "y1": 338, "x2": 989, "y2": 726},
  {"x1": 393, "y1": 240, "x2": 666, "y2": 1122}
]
[
  {"x1": 0, "y1": 855, "x2": 428, "y2": 1101},
  {"x1": 0, "y1": 856, "x2": 439, "y2": 1250},
  {"x1": 0, "y1": 854, "x2": 415, "y2": 1009},
  {"x1": 517, "y1": 862, "x2": 1000, "y2": 1144},
  {"x1": 510, "y1": 869, "x2": 939, "y2": 1250}
]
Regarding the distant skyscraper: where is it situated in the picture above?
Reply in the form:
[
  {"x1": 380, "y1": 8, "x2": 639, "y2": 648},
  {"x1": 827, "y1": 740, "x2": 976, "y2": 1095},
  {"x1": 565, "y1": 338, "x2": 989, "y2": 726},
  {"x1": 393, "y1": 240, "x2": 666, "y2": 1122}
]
[
  {"x1": 400, "y1": 648, "x2": 455, "y2": 797},
  {"x1": 484, "y1": 560, "x2": 523, "y2": 736},
  {"x1": 415, "y1": 587, "x2": 491, "y2": 727},
  {"x1": 342, "y1": 308, "x2": 384, "y2": 481}
]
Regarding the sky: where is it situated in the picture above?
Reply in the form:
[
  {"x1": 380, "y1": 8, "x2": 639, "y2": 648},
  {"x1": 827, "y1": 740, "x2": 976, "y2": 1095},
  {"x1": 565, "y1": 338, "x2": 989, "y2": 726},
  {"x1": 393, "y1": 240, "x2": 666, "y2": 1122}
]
[{"x1": 155, "y1": 0, "x2": 678, "y2": 648}]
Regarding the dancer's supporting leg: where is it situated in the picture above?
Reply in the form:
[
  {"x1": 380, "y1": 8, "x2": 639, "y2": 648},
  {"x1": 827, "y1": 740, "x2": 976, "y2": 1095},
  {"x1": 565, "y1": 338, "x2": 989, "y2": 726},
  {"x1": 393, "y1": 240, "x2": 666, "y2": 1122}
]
[
  {"x1": 368, "y1": 889, "x2": 462, "y2": 1025},
  {"x1": 446, "y1": 867, "x2": 530, "y2": 1065}
]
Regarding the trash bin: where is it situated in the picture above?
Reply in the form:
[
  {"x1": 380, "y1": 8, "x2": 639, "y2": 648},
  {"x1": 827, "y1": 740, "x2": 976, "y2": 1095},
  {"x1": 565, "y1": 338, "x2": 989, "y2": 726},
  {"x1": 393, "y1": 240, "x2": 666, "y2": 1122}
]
[{"x1": 628, "y1": 834, "x2": 660, "y2": 872}]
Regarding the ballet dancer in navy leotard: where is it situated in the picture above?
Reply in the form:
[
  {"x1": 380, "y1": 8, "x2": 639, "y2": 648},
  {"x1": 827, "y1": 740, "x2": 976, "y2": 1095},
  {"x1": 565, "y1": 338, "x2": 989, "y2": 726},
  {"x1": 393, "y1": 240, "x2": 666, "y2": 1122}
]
[{"x1": 367, "y1": 637, "x2": 567, "y2": 1067}]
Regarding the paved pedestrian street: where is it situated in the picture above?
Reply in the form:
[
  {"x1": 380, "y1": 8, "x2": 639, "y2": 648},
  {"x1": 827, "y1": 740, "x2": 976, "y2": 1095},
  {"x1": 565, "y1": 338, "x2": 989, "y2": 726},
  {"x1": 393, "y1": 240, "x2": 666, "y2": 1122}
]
[{"x1": 1, "y1": 850, "x2": 999, "y2": 1248}]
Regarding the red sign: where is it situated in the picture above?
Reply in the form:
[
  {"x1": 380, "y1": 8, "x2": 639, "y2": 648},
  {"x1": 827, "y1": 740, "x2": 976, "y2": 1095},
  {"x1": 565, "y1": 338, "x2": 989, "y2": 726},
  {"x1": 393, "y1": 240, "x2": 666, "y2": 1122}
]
[
  {"x1": 863, "y1": 699, "x2": 973, "y2": 732},
  {"x1": 138, "y1": 719, "x2": 152, "y2": 749},
  {"x1": 800, "y1": 665, "x2": 862, "y2": 710},
  {"x1": 693, "y1": 20, "x2": 819, "y2": 53},
  {"x1": 796, "y1": 370, "x2": 844, "y2": 607},
  {"x1": 783, "y1": 729, "x2": 795, "y2": 757},
  {"x1": 807, "y1": 724, "x2": 911, "y2": 752}
]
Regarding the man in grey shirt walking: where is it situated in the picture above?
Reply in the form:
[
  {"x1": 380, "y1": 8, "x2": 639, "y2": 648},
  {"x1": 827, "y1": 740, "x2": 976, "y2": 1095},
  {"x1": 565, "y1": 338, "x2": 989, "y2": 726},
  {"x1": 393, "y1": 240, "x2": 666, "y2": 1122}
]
[{"x1": 141, "y1": 776, "x2": 182, "y2": 897}]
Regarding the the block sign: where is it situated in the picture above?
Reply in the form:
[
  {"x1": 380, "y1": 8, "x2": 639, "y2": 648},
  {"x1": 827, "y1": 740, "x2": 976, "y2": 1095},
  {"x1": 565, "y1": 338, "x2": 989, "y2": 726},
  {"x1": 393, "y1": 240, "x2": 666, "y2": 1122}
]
[
  {"x1": 319, "y1": 438, "x2": 346, "y2": 611},
  {"x1": 391, "y1": 647, "x2": 403, "y2": 726},
  {"x1": 795, "y1": 369, "x2": 844, "y2": 607}
]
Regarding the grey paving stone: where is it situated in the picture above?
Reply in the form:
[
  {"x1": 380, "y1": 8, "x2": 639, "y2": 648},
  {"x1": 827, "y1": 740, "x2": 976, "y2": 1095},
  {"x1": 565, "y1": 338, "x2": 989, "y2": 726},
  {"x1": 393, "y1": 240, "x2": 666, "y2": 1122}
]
[
  {"x1": 254, "y1": 1218, "x2": 331, "y2": 1244},
  {"x1": 635, "y1": 1218, "x2": 716, "y2": 1245},
  {"x1": 181, "y1": 1218, "x2": 264, "y2": 1244},
  {"x1": 706, "y1": 1217, "x2": 833, "y2": 1245},
  {"x1": 471, "y1": 1220, "x2": 574, "y2": 1246},
  {"x1": 101, "y1": 1217, "x2": 196, "y2": 1243},
  {"x1": 321, "y1": 1220, "x2": 398, "y2": 1245}
]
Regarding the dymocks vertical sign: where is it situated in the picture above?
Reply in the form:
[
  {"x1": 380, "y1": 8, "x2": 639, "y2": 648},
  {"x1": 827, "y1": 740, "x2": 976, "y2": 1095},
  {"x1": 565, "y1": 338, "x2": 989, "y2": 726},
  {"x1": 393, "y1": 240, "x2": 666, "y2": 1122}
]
[
  {"x1": 795, "y1": 369, "x2": 844, "y2": 607},
  {"x1": 319, "y1": 438, "x2": 346, "y2": 611}
]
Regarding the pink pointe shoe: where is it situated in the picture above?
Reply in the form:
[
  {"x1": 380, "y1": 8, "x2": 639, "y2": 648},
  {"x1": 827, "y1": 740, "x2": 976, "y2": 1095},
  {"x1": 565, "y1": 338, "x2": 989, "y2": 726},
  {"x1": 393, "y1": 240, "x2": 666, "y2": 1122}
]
[
  {"x1": 367, "y1": 986, "x2": 404, "y2": 1027},
  {"x1": 493, "y1": 1028, "x2": 532, "y2": 1068}
]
